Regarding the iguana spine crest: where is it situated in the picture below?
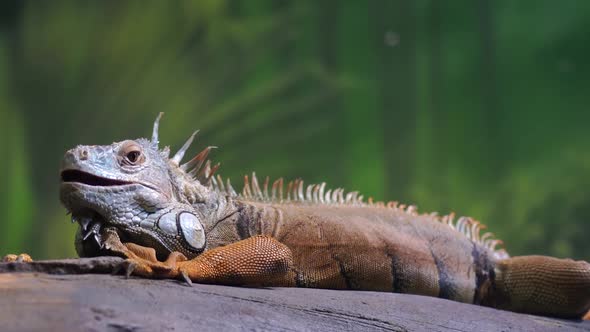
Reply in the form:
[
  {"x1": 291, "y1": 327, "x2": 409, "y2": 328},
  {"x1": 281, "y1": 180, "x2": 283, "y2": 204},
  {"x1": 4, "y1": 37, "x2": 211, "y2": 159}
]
[
  {"x1": 166, "y1": 120, "x2": 509, "y2": 260},
  {"x1": 161, "y1": 113, "x2": 510, "y2": 259},
  {"x1": 213, "y1": 171, "x2": 509, "y2": 260}
]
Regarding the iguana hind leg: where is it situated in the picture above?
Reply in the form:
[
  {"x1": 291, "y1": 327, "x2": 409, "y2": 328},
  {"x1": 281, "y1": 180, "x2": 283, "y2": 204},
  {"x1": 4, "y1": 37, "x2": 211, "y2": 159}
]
[
  {"x1": 490, "y1": 255, "x2": 590, "y2": 318},
  {"x1": 2, "y1": 253, "x2": 32, "y2": 263}
]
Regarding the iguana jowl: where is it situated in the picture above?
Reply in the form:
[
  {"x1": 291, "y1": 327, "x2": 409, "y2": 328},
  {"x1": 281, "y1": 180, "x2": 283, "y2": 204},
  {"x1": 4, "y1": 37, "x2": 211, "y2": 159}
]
[{"x1": 57, "y1": 113, "x2": 589, "y2": 318}]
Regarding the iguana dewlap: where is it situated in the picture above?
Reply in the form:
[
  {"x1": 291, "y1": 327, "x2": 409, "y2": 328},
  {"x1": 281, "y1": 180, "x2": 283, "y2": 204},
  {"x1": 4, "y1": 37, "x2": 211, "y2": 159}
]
[{"x1": 53, "y1": 113, "x2": 589, "y2": 319}]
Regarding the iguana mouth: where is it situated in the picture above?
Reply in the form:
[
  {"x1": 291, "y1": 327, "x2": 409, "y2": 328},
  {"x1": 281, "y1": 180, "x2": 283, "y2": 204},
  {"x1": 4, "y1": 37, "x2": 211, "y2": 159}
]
[{"x1": 61, "y1": 170, "x2": 134, "y2": 186}]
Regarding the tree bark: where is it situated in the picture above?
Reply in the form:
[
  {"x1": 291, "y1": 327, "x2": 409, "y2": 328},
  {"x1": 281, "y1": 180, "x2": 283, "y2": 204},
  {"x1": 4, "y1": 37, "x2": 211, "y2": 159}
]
[{"x1": 1, "y1": 258, "x2": 588, "y2": 332}]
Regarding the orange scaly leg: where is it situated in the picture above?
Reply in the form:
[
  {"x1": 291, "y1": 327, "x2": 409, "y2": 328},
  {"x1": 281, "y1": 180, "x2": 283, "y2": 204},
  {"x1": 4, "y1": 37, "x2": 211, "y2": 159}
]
[
  {"x1": 2, "y1": 254, "x2": 33, "y2": 263},
  {"x1": 177, "y1": 235, "x2": 296, "y2": 287},
  {"x1": 103, "y1": 229, "x2": 295, "y2": 286}
]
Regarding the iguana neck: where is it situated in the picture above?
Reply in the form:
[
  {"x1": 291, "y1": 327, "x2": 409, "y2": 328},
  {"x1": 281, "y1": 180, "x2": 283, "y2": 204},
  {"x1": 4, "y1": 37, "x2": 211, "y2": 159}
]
[{"x1": 203, "y1": 200, "x2": 284, "y2": 250}]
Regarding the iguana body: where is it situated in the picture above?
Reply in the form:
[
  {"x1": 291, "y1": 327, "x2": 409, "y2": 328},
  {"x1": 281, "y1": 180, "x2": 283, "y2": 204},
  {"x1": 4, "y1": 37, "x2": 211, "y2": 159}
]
[
  {"x1": 51, "y1": 114, "x2": 589, "y2": 318},
  {"x1": 212, "y1": 200, "x2": 491, "y2": 302}
]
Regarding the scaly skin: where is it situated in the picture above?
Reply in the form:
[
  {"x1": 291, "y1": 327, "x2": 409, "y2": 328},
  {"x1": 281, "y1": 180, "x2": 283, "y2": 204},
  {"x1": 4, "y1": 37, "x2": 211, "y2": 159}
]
[{"x1": 41, "y1": 113, "x2": 590, "y2": 319}]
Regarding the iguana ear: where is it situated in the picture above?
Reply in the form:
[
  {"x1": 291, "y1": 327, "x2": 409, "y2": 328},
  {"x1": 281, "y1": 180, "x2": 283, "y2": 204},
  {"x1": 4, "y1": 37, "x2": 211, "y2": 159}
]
[{"x1": 151, "y1": 112, "x2": 164, "y2": 147}]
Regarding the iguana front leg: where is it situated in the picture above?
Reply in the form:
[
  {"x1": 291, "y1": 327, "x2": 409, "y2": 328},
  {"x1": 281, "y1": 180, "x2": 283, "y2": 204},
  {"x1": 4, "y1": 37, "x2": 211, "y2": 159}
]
[
  {"x1": 103, "y1": 230, "x2": 296, "y2": 286},
  {"x1": 101, "y1": 229, "x2": 185, "y2": 279},
  {"x1": 177, "y1": 235, "x2": 296, "y2": 287}
]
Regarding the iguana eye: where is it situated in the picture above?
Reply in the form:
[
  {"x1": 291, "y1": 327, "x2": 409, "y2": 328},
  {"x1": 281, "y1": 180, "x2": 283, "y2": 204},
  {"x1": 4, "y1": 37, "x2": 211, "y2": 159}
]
[
  {"x1": 119, "y1": 141, "x2": 145, "y2": 166},
  {"x1": 127, "y1": 150, "x2": 141, "y2": 163}
]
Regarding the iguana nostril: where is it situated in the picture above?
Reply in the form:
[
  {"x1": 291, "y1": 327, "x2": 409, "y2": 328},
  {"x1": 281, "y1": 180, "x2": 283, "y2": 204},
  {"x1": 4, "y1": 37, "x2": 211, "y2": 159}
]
[{"x1": 80, "y1": 149, "x2": 89, "y2": 160}]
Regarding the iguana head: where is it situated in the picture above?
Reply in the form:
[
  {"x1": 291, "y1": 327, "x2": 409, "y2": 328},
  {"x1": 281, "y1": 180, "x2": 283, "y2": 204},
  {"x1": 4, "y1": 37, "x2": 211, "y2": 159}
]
[{"x1": 60, "y1": 113, "x2": 228, "y2": 259}]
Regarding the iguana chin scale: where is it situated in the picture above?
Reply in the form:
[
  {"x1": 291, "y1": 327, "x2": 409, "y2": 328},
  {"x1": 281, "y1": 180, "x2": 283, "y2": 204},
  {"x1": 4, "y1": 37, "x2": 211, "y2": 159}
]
[{"x1": 36, "y1": 114, "x2": 590, "y2": 318}]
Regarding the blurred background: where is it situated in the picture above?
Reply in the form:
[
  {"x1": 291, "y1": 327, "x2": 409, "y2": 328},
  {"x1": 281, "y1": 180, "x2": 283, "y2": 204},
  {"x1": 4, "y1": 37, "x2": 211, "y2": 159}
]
[{"x1": 0, "y1": 1, "x2": 588, "y2": 260}]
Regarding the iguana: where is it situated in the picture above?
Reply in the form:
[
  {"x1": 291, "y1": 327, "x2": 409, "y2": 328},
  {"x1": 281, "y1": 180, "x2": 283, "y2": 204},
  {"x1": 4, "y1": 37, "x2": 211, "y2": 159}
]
[{"x1": 7, "y1": 113, "x2": 590, "y2": 319}]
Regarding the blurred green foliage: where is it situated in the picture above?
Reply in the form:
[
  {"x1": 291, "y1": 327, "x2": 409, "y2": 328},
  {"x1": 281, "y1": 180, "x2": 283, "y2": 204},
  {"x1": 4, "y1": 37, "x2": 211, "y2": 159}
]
[{"x1": 0, "y1": 1, "x2": 588, "y2": 260}]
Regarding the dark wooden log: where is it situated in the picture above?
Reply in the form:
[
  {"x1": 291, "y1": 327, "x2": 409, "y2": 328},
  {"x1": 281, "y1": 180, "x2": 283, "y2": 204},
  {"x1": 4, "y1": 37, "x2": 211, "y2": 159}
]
[{"x1": 0, "y1": 258, "x2": 588, "y2": 331}]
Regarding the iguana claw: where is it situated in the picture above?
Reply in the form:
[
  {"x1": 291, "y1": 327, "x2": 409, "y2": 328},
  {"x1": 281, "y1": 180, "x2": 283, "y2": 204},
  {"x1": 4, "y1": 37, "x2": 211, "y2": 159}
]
[
  {"x1": 180, "y1": 270, "x2": 193, "y2": 287},
  {"x1": 110, "y1": 259, "x2": 134, "y2": 277},
  {"x1": 124, "y1": 261, "x2": 136, "y2": 278}
]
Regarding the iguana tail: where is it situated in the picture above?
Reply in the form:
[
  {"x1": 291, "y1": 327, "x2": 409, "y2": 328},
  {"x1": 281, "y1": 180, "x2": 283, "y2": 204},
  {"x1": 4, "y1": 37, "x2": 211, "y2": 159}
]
[{"x1": 486, "y1": 255, "x2": 590, "y2": 318}]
